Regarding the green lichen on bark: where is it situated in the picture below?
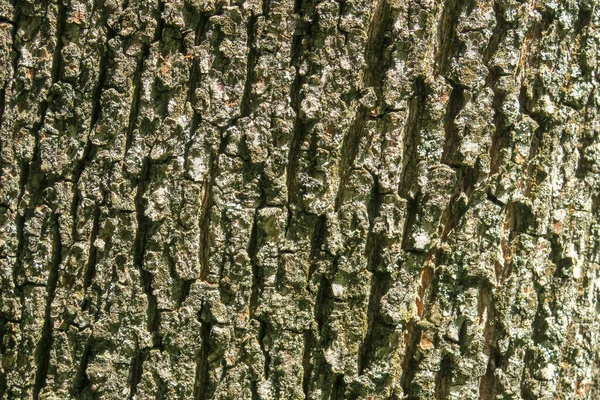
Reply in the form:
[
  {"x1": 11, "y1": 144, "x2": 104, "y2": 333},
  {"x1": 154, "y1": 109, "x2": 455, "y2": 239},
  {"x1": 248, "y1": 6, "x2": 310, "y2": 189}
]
[{"x1": 0, "y1": 0, "x2": 599, "y2": 399}]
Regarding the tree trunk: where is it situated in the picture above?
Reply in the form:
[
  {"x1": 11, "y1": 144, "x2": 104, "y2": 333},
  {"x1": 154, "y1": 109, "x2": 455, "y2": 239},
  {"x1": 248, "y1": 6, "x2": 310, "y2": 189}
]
[{"x1": 1, "y1": 0, "x2": 599, "y2": 398}]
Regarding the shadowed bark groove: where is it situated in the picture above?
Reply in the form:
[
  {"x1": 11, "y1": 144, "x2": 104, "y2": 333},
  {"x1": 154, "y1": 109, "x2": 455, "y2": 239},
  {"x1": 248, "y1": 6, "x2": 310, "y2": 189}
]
[
  {"x1": 133, "y1": 158, "x2": 162, "y2": 349},
  {"x1": 128, "y1": 344, "x2": 149, "y2": 400},
  {"x1": 194, "y1": 315, "x2": 212, "y2": 400},
  {"x1": 33, "y1": 214, "x2": 63, "y2": 400}
]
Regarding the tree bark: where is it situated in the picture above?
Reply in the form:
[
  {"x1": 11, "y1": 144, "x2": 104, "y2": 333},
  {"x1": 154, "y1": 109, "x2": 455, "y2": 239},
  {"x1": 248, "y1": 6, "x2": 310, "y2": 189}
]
[{"x1": 1, "y1": 0, "x2": 599, "y2": 398}]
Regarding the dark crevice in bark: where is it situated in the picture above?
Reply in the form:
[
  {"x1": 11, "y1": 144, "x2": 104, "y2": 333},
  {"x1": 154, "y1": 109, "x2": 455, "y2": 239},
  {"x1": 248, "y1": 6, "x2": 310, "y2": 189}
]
[
  {"x1": 358, "y1": 174, "x2": 389, "y2": 374},
  {"x1": 486, "y1": 191, "x2": 505, "y2": 207},
  {"x1": 165, "y1": 241, "x2": 190, "y2": 309},
  {"x1": 333, "y1": 110, "x2": 366, "y2": 210},
  {"x1": 197, "y1": 126, "x2": 228, "y2": 281},
  {"x1": 128, "y1": 342, "x2": 149, "y2": 400},
  {"x1": 441, "y1": 84, "x2": 466, "y2": 166},
  {"x1": 0, "y1": 84, "x2": 6, "y2": 130},
  {"x1": 286, "y1": 0, "x2": 320, "y2": 233},
  {"x1": 70, "y1": 139, "x2": 97, "y2": 240},
  {"x1": 434, "y1": 353, "x2": 453, "y2": 400},
  {"x1": 261, "y1": 0, "x2": 271, "y2": 17},
  {"x1": 8, "y1": 5, "x2": 21, "y2": 94},
  {"x1": 0, "y1": 360, "x2": 5, "y2": 398},
  {"x1": 134, "y1": 158, "x2": 162, "y2": 349},
  {"x1": 479, "y1": 288, "x2": 499, "y2": 400},
  {"x1": 50, "y1": 0, "x2": 67, "y2": 84},
  {"x1": 248, "y1": 209, "x2": 261, "y2": 319},
  {"x1": 175, "y1": 278, "x2": 194, "y2": 310},
  {"x1": 194, "y1": 314, "x2": 212, "y2": 400},
  {"x1": 358, "y1": 270, "x2": 390, "y2": 374},
  {"x1": 185, "y1": 10, "x2": 210, "y2": 107},
  {"x1": 125, "y1": 3, "x2": 164, "y2": 155},
  {"x1": 574, "y1": 4, "x2": 592, "y2": 36},
  {"x1": 400, "y1": 319, "x2": 421, "y2": 398},
  {"x1": 286, "y1": 74, "x2": 308, "y2": 232},
  {"x1": 307, "y1": 214, "x2": 327, "y2": 284},
  {"x1": 258, "y1": 320, "x2": 271, "y2": 380},
  {"x1": 308, "y1": 255, "x2": 337, "y2": 396},
  {"x1": 483, "y1": 2, "x2": 513, "y2": 176},
  {"x1": 245, "y1": 163, "x2": 266, "y2": 309},
  {"x1": 250, "y1": 380, "x2": 259, "y2": 400},
  {"x1": 124, "y1": 43, "x2": 149, "y2": 156},
  {"x1": 285, "y1": 126, "x2": 306, "y2": 234},
  {"x1": 13, "y1": 161, "x2": 29, "y2": 292},
  {"x1": 330, "y1": 373, "x2": 345, "y2": 400},
  {"x1": 82, "y1": 200, "x2": 102, "y2": 295},
  {"x1": 335, "y1": 0, "x2": 397, "y2": 210},
  {"x1": 199, "y1": 151, "x2": 219, "y2": 280},
  {"x1": 301, "y1": 330, "x2": 313, "y2": 399},
  {"x1": 154, "y1": 1, "x2": 165, "y2": 43},
  {"x1": 480, "y1": 345, "x2": 502, "y2": 399},
  {"x1": 486, "y1": 66, "x2": 511, "y2": 175},
  {"x1": 89, "y1": 27, "x2": 115, "y2": 133},
  {"x1": 435, "y1": 0, "x2": 465, "y2": 76},
  {"x1": 399, "y1": 77, "x2": 428, "y2": 199},
  {"x1": 460, "y1": 164, "x2": 480, "y2": 199},
  {"x1": 69, "y1": 26, "x2": 112, "y2": 245},
  {"x1": 531, "y1": 287, "x2": 549, "y2": 347},
  {"x1": 401, "y1": 192, "x2": 420, "y2": 251},
  {"x1": 315, "y1": 260, "x2": 334, "y2": 347},
  {"x1": 482, "y1": 1, "x2": 508, "y2": 66},
  {"x1": 440, "y1": 191, "x2": 468, "y2": 240},
  {"x1": 362, "y1": 0, "x2": 398, "y2": 100},
  {"x1": 520, "y1": 373, "x2": 537, "y2": 400},
  {"x1": 240, "y1": 11, "x2": 260, "y2": 117},
  {"x1": 33, "y1": 213, "x2": 63, "y2": 400},
  {"x1": 72, "y1": 340, "x2": 93, "y2": 396}
]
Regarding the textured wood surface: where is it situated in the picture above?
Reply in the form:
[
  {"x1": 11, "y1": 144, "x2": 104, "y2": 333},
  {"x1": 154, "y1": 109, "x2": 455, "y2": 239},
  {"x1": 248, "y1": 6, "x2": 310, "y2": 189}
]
[{"x1": 0, "y1": 0, "x2": 599, "y2": 398}]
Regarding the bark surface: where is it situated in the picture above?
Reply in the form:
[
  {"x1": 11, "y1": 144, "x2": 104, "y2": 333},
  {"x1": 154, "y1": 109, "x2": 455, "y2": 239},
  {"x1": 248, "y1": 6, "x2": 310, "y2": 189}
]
[{"x1": 1, "y1": 0, "x2": 600, "y2": 399}]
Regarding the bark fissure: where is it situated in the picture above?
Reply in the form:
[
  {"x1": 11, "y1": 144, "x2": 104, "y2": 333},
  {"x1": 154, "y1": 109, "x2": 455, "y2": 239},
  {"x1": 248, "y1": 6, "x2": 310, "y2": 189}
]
[
  {"x1": 335, "y1": 0, "x2": 397, "y2": 210},
  {"x1": 32, "y1": 213, "x2": 63, "y2": 400},
  {"x1": 194, "y1": 315, "x2": 212, "y2": 400},
  {"x1": 134, "y1": 158, "x2": 162, "y2": 349},
  {"x1": 441, "y1": 83, "x2": 466, "y2": 166},
  {"x1": 128, "y1": 343, "x2": 149, "y2": 400},
  {"x1": 82, "y1": 200, "x2": 101, "y2": 293},
  {"x1": 301, "y1": 330, "x2": 313, "y2": 399},
  {"x1": 124, "y1": 44, "x2": 150, "y2": 157},
  {"x1": 71, "y1": 340, "x2": 93, "y2": 396},
  {"x1": 399, "y1": 77, "x2": 428, "y2": 199},
  {"x1": 258, "y1": 320, "x2": 271, "y2": 380},
  {"x1": 358, "y1": 174, "x2": 389, "y2": 374},
  {"x1": 199, "y1": 150, "x2": 220, "y2": 280},
  {"x1": 307, "y1": 214, "x2": 327, "y2": 284},
  {"x1": 248, "y1": 209, "x2": 261, "y2": 319},
  {"x1": 240, "y1": 12, "x2": 260, "y2": 117}
]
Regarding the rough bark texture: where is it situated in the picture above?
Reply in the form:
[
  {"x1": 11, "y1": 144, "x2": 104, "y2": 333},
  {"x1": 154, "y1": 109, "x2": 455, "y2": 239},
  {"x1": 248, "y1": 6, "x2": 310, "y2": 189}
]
[{"x1": 1, "y1": 0, "x2": 600, "y2": 398}]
